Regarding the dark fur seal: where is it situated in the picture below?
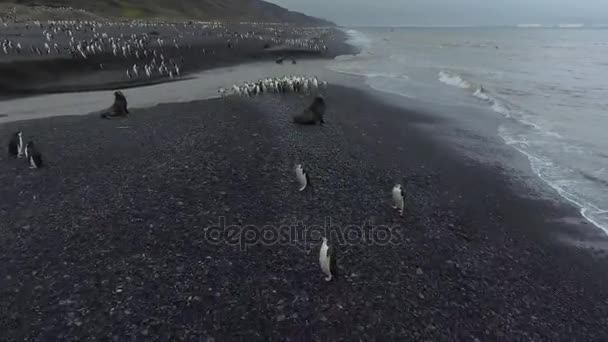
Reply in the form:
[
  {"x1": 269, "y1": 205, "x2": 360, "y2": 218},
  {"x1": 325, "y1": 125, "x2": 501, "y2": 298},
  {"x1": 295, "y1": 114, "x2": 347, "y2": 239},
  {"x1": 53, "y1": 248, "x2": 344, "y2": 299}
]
[
  {"x1": 293, "y1": 96, "x2": 326, "y2": 125},
  {"x1": 100, "y1": 91, "x2": 129, "y2": 119}
]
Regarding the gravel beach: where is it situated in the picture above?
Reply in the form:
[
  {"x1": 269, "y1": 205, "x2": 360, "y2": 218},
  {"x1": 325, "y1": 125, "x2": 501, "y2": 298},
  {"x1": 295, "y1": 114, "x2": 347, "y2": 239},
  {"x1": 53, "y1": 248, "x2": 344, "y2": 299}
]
[{"x1": 1, "y1": 85, "x2": 608, "y2": 340}]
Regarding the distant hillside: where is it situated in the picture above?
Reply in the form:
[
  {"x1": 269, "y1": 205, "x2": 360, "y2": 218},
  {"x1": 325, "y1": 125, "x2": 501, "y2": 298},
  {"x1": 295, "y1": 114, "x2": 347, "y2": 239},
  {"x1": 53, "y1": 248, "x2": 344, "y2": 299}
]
[{"x1": 2, "y1": 0, "x2": 334, "y2": 25}]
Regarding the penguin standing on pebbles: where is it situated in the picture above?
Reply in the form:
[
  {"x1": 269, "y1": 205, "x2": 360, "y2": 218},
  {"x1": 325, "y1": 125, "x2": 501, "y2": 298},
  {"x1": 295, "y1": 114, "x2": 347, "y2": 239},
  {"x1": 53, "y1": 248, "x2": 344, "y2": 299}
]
[
  {"x1": 25, "y1": 141, "x2": 43, "y2": 169},
  {"x1": 295, "y1": 164, "x2": 309, "y2": 191},
  {"x1": 319, "y1": 237, "x2": 337, "y2": 281},
  {"x1": 392, "y1": 184, "x2": 405, "y2": 216},
  {"x1": 8, "y1": 131, "x2": 21, "y2": 157}
]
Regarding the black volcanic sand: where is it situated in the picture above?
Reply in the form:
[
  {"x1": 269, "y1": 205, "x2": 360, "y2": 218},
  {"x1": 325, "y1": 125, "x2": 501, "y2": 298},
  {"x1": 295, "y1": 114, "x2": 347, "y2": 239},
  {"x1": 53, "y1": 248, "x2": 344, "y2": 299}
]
[
  {"x1": 0, "y1": 23, "x2": 351, "y2": 98},
  {"x1": 1, "y1": 86, "x2": 608, "y2": 340}
]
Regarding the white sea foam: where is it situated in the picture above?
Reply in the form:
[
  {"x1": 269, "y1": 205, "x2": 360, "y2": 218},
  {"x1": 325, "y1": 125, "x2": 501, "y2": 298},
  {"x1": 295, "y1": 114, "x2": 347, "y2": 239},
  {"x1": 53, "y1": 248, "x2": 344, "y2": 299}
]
[
  {"x1": 473, "y1": 87, "x2": 491, "y2": 101},
  {"x1": 498, "y1": 125, "x2": 608, "y2": 233},
  {"x1": 342, "y1": 28, "x2": 372, "y2": 51},
  {"x1": 491, "y1": 101, "x2": 512, "y2": 118},
  {"x1": 557, "y1": 24, "x2": 585, "y2": 28},
  {"x1": 516, "y1": 24, "x2": 545, "y2": 28},
  {"x1": 438, "y1": 69, "x2": 607, "y2": 231},
  {"x1": 438, "y1": 71, "x2": 472, "y2": 89}
]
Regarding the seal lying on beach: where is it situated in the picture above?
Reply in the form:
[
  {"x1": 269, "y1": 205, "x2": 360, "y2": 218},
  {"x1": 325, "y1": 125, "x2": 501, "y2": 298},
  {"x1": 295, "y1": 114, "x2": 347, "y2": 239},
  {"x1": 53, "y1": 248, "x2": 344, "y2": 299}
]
[
  {"x1": 293, "y1": 96, "x2": 326, "y2": 125},
  {"x1": 100, "y1": 91, "x2": 129, "y2": 119}
]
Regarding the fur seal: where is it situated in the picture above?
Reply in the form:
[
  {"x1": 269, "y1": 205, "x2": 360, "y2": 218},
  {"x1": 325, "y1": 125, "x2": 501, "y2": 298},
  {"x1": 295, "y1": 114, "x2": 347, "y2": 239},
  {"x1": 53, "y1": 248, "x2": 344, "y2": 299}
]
[
  {"x1": 319, "y1": 237, "x2": 337, "y2": 281},
  {"x1": 293, "y1": 96, "x2": 326, "y2": 125},
  {"x1": 101, "y1": 91, "x2": 129, "y2": 119}
]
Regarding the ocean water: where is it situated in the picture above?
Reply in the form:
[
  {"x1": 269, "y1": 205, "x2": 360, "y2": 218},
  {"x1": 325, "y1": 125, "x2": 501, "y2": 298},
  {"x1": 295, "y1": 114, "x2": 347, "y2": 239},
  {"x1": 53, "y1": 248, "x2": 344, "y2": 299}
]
[{"x1": 330, "y1": 27, "x2": 608, "y2": 232}]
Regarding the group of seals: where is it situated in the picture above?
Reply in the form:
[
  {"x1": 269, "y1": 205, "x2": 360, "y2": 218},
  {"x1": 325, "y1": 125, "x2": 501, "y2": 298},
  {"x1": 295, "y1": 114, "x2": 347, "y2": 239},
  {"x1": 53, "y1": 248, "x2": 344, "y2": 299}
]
[
  {"x1": 293, "y1": 96, "x2": 326, "y2": 125},
  {"x1": 7, "y1": 131, "x2": 43, "y2": 169},
  {"x1": 100, "y1": 91, "x2": 129, "y2": 119}
]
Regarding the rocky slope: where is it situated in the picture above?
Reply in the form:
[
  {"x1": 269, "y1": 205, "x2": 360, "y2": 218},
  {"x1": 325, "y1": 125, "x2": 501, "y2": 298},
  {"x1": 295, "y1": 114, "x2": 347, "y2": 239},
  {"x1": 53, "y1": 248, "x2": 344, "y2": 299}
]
[{"x1": 1, "y1": 0, "x2": 334, "y2": 24}]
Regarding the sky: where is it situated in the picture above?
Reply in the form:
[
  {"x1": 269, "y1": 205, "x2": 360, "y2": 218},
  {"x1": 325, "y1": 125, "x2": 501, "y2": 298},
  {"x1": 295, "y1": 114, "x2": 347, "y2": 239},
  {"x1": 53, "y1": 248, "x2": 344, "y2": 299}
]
[{"x1": 268, "y1": 0, "x2": 608, "y2": 26}]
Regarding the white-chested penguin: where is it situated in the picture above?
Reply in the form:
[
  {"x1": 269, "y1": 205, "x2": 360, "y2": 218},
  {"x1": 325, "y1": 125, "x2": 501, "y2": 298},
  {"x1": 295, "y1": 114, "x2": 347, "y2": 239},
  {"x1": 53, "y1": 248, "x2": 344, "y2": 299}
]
[
  {"x1": 295, "y1": 164, "x2": 309, "y2": 191},
  {"x1": 392, "y1": 183, "x2": 405, "y2": 216},
  {"x1": 319, "y1": 237, "x2": 337, "y2": 281},
  {"x1": 8, "y1": 131, "x2": 21, "y2": 157},
  {"x1": 17, "y1": 131, "x2": 24, "y2": 158},
  {"x1": 25, "y1": 141, "x2": 43, "y2": 169}
]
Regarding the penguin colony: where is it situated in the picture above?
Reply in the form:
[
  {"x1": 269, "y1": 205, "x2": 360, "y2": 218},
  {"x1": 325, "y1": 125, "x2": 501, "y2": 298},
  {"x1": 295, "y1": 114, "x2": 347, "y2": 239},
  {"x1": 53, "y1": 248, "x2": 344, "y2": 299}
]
[{"x1": 0, "y1": 19, "x2": 331, "y2": 82}]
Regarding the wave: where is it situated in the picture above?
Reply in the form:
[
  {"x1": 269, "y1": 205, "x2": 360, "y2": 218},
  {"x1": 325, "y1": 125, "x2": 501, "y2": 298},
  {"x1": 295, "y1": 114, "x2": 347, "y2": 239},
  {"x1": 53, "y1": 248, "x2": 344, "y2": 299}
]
[
  {"x1": 436, "y1": 70, "x2": 608, "y2": 231},
  {"x1": 498, "y1": 126, "x2": 608, "y2": 233},
  {"x1": 438, "y1": 70, "x2": 473, "y2": 89},
  {"x1": 341, "y1": 28, "x2": 372, "y2": 51},
  {"x1": 516, "y1": 24, "x2": 545, "y2": 28},
  {"x1": 330, "y1": 31, "x2": 608, "y2": 233},
  {"x1": 557, "y1": 24, "x2": 585, "y2": 28},
  {"x1": 329, "y1": 67, "x2": 409, "y2": 80},
  {"x1": 473, "y1": 87, "x2": 491, "y2": 101}
]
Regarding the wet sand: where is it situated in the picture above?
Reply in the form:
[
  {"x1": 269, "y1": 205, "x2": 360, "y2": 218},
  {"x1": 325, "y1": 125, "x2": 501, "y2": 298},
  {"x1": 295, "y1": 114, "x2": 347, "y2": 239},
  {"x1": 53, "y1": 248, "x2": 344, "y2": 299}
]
[
  {"x1": 0, "y1": 59, "x2": 353, "y2": 123},
  {"x1": 1, "y1": 84, "x2": 608, "y2": 340}
]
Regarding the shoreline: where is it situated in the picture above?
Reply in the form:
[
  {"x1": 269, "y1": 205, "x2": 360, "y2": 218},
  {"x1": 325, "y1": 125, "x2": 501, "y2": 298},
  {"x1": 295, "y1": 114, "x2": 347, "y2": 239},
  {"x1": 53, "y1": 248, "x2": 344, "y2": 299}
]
[
  {"x1": 336, "y1": 27, "x2": 608, "y2": 235},
  {"x1": 1, "y1": 84, "x2": 608, "y2": 339}
]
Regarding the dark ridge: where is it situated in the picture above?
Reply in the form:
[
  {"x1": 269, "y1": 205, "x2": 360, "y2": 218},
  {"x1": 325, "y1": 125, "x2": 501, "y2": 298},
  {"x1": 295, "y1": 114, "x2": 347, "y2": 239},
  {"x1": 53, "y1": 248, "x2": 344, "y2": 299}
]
[{"x1": 5, "y1": 0, "x2": 335, "y2": 25}]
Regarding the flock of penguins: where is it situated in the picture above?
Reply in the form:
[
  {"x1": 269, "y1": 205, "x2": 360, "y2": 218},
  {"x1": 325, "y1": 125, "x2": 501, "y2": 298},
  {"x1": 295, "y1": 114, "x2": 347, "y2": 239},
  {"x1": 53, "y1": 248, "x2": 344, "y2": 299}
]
[
  {"x1": 1, "y1": 19, "x2": 331, "y2": 83},
  {"x1": 218, "y1": 75, "x2": 328, "y2": 98},
  {"x1": 4, "y1": 78, "x2": 406, "y2": 282}
]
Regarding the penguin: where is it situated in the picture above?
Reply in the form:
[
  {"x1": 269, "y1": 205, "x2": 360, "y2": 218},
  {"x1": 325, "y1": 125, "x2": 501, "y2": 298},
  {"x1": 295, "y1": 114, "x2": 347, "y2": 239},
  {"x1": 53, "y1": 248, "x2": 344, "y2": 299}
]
[
  {"x1": 8, "y1": 131, "x2": 21, "y2": 157},
  {"x1": 319, "y1": 237, "x2": 336, "y2": 281},
  {"x1": 25, "y1": 141, "x2": 43, "y2": 169},
  {"x1": 295, "y1": 164, "x2": 309, "y2": 191},
  {"x1": 24, "y1": 139, "x2": 31, "y2": 159},
  {"x1": 16, "y1": 131, "x2": 24, "y2": 158},
  {"x1": 392, "y1": 184, "x2": 405, "y2": 216}
]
